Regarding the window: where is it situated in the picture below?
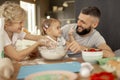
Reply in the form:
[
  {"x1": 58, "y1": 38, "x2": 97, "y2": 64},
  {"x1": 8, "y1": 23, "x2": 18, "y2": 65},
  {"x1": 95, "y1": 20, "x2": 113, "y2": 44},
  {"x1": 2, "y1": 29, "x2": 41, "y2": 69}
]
[{"x1": 20, "y1": 1, "x2": 37, "y2": 34}]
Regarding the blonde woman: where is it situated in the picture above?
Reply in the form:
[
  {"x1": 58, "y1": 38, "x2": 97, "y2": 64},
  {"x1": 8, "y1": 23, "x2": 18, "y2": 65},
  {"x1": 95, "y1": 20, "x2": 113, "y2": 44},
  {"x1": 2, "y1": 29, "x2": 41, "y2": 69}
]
[{"x1": 0, "y1": 1, "x2": 50, "y2": 61}]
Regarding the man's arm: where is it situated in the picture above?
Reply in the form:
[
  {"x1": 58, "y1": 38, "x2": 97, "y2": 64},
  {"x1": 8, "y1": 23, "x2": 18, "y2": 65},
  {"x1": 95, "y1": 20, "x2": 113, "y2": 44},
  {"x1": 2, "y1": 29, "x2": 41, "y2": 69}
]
[
  {"x1": 66, "y1": 28, "x2": 87, "y2": 53},
  {"x1": 97, "y1": 43, "x2": 115, "y2": 57},
  {"x1": 66, "y1": 40, "x2": 88, "y2": 53},
  {"x1": 66, "y1": 40, "x2": 115, "y2": 58}
]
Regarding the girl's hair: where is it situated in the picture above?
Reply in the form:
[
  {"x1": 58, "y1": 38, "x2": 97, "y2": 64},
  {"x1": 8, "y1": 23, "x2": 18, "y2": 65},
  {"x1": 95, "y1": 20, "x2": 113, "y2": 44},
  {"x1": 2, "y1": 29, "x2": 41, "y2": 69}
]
[
  {"x1": 41, "y1": 18, "x2": 60, "y2": 35},
  {"x1": 0, "y1": 1, "x2": 26, "y2": 24}
]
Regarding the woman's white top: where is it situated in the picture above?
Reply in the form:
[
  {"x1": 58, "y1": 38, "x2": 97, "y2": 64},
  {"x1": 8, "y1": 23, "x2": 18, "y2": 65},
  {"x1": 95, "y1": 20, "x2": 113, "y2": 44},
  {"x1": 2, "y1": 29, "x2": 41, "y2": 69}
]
[{"x1": 4, "y1": 31, "x2": 26, "y2": 47}]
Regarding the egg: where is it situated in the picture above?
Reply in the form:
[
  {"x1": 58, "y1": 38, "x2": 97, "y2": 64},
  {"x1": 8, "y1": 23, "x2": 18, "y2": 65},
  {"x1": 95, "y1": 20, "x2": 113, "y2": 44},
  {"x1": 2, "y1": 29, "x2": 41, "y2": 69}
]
[
  {"x1": 80, "y1": 62, "x2": 94, "y2": 78},
  {"x1": 80, "y1": 67, "x2": 91, "y2": 77},
  {"x1": 0, "y1": 58, "x2": 14, "y2": 79}
]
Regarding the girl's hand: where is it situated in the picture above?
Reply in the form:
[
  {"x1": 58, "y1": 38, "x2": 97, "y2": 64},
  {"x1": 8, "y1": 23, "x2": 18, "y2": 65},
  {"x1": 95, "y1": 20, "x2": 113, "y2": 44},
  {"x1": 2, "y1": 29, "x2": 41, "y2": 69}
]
[{"x1": 38, "y1": 36, "x2": 57, "y2": 48}]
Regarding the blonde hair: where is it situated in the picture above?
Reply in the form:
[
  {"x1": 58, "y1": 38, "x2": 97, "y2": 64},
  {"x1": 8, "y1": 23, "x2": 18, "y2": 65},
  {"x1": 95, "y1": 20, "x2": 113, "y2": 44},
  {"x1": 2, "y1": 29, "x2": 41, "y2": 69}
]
[
  {"x1": 41, "y1": 18, "x2": 60, "y2": 35},
  {"x1": 0, "y1": 1, "x2": 26, "y2": 24}
]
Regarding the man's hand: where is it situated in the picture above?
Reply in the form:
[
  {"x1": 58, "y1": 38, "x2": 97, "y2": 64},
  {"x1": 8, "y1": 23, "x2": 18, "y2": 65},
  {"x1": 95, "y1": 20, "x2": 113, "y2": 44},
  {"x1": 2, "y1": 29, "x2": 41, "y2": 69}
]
[
  {"x1": 66, "y1": 27, "x2": 82, "y2": 53},
  {"x1": 66, "y1": 27, "x2": 88, "y2": 53},
  {"x1": 66, "y1": 40, "x2": 81, "y2": 53}
]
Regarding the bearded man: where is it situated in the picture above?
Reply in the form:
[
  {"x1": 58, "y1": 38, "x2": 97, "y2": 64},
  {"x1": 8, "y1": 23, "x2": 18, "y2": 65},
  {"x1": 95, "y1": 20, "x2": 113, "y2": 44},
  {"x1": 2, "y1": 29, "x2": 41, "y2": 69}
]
[{"x1": 62, "y1": 6, "x2": 115, "y2": 58}]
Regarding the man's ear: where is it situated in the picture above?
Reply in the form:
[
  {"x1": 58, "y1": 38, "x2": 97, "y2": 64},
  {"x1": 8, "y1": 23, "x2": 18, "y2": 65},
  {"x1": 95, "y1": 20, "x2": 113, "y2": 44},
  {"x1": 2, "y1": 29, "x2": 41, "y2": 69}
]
[{"x1": 92, "y1": 20, "x2": 99, "y2": 28}]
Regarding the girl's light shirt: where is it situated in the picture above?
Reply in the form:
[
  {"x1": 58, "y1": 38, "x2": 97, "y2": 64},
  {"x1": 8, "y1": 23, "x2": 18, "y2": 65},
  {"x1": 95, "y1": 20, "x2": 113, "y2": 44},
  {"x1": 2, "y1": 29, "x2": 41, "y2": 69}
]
[{"x1": 4, "y1": 30, "x2": 26, "y2": 47}]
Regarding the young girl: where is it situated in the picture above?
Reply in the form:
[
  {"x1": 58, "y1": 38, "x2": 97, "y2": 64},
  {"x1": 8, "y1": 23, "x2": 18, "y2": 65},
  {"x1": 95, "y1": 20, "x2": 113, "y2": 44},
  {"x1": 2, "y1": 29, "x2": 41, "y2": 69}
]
[
  {"x1": 41, "y1": 18, "x2": 66, "y2": 48},
  {"x1": 0, "y1": 1, "x2": 50, "y2": 61}
]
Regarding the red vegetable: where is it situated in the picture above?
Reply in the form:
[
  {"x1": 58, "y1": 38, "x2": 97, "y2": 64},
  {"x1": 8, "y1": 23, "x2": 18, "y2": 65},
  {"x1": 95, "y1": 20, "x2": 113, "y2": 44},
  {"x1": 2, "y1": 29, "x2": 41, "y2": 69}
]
[
  {"x1": 90, "y1": 72, "x2": 115, "y2": 80},
  {"x1": 89, "y1": 49, "x2": 96, "y2": 52},
  {"x1": 84, "y1": 48, "x2": 102, "y2": 52}
]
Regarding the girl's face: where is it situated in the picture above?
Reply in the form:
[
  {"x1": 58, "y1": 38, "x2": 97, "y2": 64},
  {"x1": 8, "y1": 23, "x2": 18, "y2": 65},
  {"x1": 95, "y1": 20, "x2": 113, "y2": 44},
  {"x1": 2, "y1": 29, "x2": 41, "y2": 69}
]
[
  {"x1": 5, "y1": 20, "x2": 24, "y2": 33},
  {"x1": 46, "y1": 22, "x2": 61, "y2": 38}
]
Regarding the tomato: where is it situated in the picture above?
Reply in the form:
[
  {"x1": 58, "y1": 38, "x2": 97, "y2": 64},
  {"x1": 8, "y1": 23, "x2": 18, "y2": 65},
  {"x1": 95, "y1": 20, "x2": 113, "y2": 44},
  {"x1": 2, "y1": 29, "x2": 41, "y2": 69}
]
[
  {"x1": 90, "y1": 72, "x2": 115, "y2": 80},
  {"x1": 88, "y1": 49, "x2": 96, "y2": 52},
  {"x1": 84, "y1": 48, "x2": 102, "y2": 52}
]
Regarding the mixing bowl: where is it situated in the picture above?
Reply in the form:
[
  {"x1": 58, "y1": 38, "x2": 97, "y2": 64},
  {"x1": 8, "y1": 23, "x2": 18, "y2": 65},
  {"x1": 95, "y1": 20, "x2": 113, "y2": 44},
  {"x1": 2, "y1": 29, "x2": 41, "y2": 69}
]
[{"x1": 38, "y1": 46, "x2": 66, "y2": 60}]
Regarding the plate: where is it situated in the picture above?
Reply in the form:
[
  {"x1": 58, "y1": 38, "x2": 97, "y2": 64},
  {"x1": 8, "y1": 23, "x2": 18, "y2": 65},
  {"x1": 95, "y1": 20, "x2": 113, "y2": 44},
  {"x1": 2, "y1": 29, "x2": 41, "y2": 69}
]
[
  {"x1": 98, "y1": 57, "x2": 120, "y2": 65},
  {"x1": 25, "y1": 70, "x2": 77, "y2": 80},
  {"x1": 98, "y1": 57, "x2": 120, "y2": 72}
]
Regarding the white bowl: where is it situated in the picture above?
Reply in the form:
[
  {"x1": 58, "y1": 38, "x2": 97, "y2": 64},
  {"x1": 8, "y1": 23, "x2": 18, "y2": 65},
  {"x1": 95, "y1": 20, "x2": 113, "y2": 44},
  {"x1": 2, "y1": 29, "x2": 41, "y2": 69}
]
[
  {"x1": 38, "y1": 46, "x2": 66, "y2": 60},
  {"x1": 82, "y1": 49, "x2": 103, "y2": 63}
]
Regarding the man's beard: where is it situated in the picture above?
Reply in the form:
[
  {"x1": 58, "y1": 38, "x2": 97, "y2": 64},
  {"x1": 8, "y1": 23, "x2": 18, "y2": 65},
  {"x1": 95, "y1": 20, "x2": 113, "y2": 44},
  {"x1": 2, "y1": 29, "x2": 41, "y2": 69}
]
[{"x1": 76, "y1": 26, "x2": 91, "y2": 35}]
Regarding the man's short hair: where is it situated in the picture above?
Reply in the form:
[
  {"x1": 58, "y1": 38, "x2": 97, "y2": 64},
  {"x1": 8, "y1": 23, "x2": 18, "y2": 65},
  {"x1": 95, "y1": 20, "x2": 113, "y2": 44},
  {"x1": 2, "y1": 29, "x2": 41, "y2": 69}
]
[{"x1": 81, "y1": 6, "x2": 101, "y2": 19}]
